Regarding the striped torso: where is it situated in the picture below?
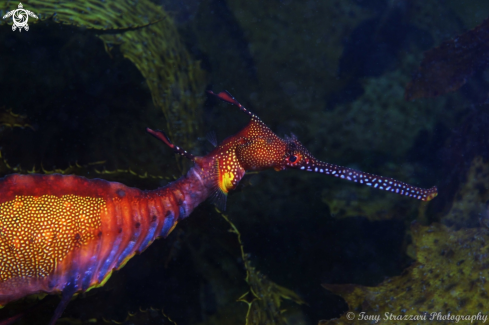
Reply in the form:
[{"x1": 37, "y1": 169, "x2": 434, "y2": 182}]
[{"x1": 0, "y1": 169, "x2": 212, "y2": 306}]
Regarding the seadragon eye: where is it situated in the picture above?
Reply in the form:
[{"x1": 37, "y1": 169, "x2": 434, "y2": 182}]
[{"x1": 287, "y1": 154, "x2": 301, "y2": 165}]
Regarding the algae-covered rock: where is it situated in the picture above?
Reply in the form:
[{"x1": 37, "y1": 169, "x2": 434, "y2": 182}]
[
  {"x1": 443, "y1": 156, "x2": 489, "y2": 228},
  {"x1": 227, "y1": 0, "x2": 372, "y2": 103},
  {"x1": 221, "y1": 0, "x2": 464, "y2": 162},
  {"x1": 315, "y1": 63, "x2": 449, "y2": 158},
  {"x1": 322, "y1": 222, "x2": 489, "y2": 324},
  {"x1": 405, "y1": 17, "x2": 489, "y2": 101}
]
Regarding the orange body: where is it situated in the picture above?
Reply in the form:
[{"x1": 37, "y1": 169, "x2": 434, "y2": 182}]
[{"x1": 0, "y1": 170, "x2": 213, "y2": 307}]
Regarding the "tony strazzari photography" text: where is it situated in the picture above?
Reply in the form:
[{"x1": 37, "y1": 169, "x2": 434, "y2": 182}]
[{"x1": 349, "y1": 311, "x2": 488, "y2": 323}]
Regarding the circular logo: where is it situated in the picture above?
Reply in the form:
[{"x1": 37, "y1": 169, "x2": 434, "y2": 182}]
[
  {"x1": 13, "y1": 9, "x2": 28, "y2": 27},
  {"x1": 346, "y1": 312, "x2": 355, "y2": 320}
]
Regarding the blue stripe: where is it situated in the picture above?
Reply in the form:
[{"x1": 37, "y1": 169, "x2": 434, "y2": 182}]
[
  {"x1": 140, "y1": 220, "x2": 158, "y2": 251},
  {"x1": 82, "y1": 270, "x2": 93, "y2": 290},
  {"x1": 98, "y1": 234, "x2": 122, "y2": 282},
  {"x1": 116, "y1": 225, "x2": 141, "y2": 267},
  {"x1": 82, "y1": 249, "x2": 101, "y2": 290},
  {"x1": 179, "y1": 205, "x2": 186, "y2": 219},
  {"x1": 116, "y1": 240, "x2": 136, "y2": 266},
  {"x1": 160, "y1": 212, "x2": 175, "y2": 237}
]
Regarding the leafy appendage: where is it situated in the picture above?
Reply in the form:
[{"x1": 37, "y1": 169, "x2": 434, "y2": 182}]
[{"x1": 218, "y1": 209, "x2": 305, "y2": 325}]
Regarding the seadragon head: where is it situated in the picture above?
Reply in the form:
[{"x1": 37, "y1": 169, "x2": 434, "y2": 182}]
[{"x1": 148, "y1": 90, "x2": 438, "y2": 210}]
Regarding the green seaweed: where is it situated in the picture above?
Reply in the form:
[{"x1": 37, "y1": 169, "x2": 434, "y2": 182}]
[
  {"x1": 0, "y1": 107, "x2": 33, "y2": 130},
  {"x1": 0, "y1": 107, "x2": 33, "y2": 175},
  {"x1": 218, "y1": 209, "x2": 305, "y2": 325}
]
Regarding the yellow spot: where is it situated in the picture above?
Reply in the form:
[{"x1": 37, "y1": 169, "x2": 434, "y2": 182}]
[
  {"x1": 425, "y1": 192, "x2": 438, "y2": 201},
  {"x1": 219, "y1": 172, "x2": 235, "y2": 193}
]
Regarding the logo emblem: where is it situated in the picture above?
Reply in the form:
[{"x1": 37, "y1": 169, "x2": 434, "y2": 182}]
[{"x1": 2, "y1": 3, "x2": 38, "y2": 32}]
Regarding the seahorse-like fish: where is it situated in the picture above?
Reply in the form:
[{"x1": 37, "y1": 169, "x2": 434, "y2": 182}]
[{"x1": 0, "y1": 91, "x2": 437, "y2": 324}]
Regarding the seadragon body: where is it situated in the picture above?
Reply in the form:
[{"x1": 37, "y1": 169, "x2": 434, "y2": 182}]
[{"x1": 0, "y1": 91, "x2": 437, "y2": 324}]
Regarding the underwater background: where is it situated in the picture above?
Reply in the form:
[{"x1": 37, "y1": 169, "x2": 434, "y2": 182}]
[{"x1": 1, "y1": 0, "x2": 489, "y2": 324}]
